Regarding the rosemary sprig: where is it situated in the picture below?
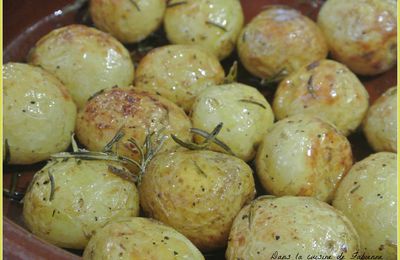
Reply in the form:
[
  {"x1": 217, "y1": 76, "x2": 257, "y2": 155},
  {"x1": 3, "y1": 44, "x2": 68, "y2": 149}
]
[
  {"x1": 103, "y1": 127, "x2": 125, "y2": 153},
  {"x1": 4, "y1": 172, "x2": 25, "y2": 201},
  {"x1": 239, "y1": 99, "x2": 266, "y2": 109},
  {"x1": 307, "y1": 75, "x2": 317, "y2": 98},
  {"x1": 4, "y1": 138, "x2": 10, "y2": 164},
  {"x1": 167, "y1": 1, "x2": 187, "y2": 8},
  {"x1": 171, "y1": 123, "x2": 235, "y2": 156},
  {"x1": 224, "y1": 61, "x2": 238, "y2": 84},
  {"x1": 260, "y1": 68, "x2": 288, "y2": 86},
  {"x1": 129, "y1": 0, "x2": 141, "y2": 11},
  {"x1": 205, "y1": 21, "x2": 228, "y2": 32},
  {"x1": 193, "y1": 160, "x2": 207, "y2": 177},
  {"x1": 48, "y1": 172, "x2": 55, "y2": 201},
  {"x1": 52, "y1": 129, "x2": 167, "y2": 185}
]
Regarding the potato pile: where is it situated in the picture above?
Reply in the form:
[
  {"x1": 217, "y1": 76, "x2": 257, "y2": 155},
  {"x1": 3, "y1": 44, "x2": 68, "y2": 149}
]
[{"x1": 4, "y1": 0, "x2": 397, "y2": 259}]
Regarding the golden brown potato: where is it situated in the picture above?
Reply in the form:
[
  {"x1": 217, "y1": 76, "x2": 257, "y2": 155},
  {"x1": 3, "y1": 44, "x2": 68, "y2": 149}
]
[
  {"x1": 237, "y1": 6, "x2": 328, "y2": 82},
  {"x1": 363, "y1": 87, "x2": 397, "y2": 152},
  {"x1": 226, "y1": 196, "x2": 360, "y2": 260},
  {"x1": 273, "y1": 60, "x2": 369, "y2": 136},
  {"x1": 23, "y1": 159, "x2": 140, "y2": 249},
  {"x1": 90, "y1": 0, "x2": 166, "y2": 43},
  {"x1": 191, "y1": 82, "x2": 274, "y2": 161},
  {"x1": 333, "y1": 152, "x2": 397, "y2": 259},
  {"x1": 135, "y1": 45, "x2": 225, "y2": 112},
  {"x1": 139, "y1": 150, "x2": 256, "y2": 252},
  {"x1": 3, "y1": 63, "x2": 76, "y2": 165},
  {"x1": 75, "y1": 87, "x2": 192, "y2": 164},
  {"x1": 28, "y1": 25, "x2": 134, "y2": 108},
  {"x1": 83, "y1": 217, "x2": 204, "y2": 260},
  {"x1": 164, "y1": 0, "x2": 244, "y2": 60},
  {"x1": 318, "y1": 0, "x2": 397, "y2": 75},
  {"x1": 255, "y1": 115, "x2": 353, "y2": 202}
]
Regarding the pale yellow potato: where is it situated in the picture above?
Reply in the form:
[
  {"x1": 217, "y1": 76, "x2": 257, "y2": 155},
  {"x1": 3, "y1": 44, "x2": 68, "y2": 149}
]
[
  {"x1": 28, "y1": 24, "x2": 134, "y2": 108},
  {"x1": 237, "y1": 6, "x2": 328, "y2": 81},
  {"x1": 135, "y1": 45, "x2": 225, "y2": 112},
  {"x1": 3, "y1": 63, "x2": 76, "y2": 165},
  {"x1": 23, "y1": 159, "x2": 140, "y2": 249},
  {"x1": 90, "y1": 0, "x2": 166, "y2": 43},
  {"x1": 226, "y1": 196, "x2": 360, "y2": 260},
  {"x1": 333, "y1": 152, "x2": 397, "y2": 259},
  {"x1": 76, "y1": 88, "x2": 192, "y2": 164},
  {"x1": 363, "y1": 87, "x2": 397, "y2": 152},
  {"x1": 191, "y1": 83, "x2": 274, "y2": 161},
  {"x1": 273, "y1": 60, "x2": 369, "y2": 136},
  {"x1": 255, "y1": 115, "x2": 352, "y2": 202},
  {"x1": 139, "y1": 150, "x2": 256, "y2": 252},
  {"x1": 318, "y1": 0, "x2": 397, "y2": 75},
  {"x1": 164, "y1": 0, "x2": 244, "y2": 60},
  {"x1": 83, "y1": 217, "x2": 204, "y2": 260}
]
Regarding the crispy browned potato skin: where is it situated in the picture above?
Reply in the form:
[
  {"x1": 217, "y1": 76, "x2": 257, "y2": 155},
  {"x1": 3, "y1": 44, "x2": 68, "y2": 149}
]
[
  {"x1": 139, "y1": 150, "x2": 256, "y2": 252},
  {"x1": 90, "y1": 0, "x2": 166, "y2": 43},
  {"x1": 83, "y1": 217, "x2": 204, "y2": 260},
  {"x1": 135, "y1": 45, "x2": 225, "y2": 112},
  {"x1": 3, "y1": 62, "x2": 76, "y2": 164},
  {"x1": 226, "y1": 196, "x2": 360, "y2": 260},
  {"x1": 28, "y1": 24, "x2": 134, "y2": 109},
  {"x1": 75, "y1": 87, "x2": 192, "y2": 164},
  {"x1": 273, "y1": 59, "x2": 369, "y2": 136},
  {"x1": 318, "y1": 0, "x2": 397, "y2": 75},
  {"x1": 363, "y1": 87, "x2": 397, "y2": 152},
  {"x1": 237, "y1": 6, "x2": 328, "y2": 81},
  {"x1": 333, "y1": 153, "x2": 397, "y2": 259}
]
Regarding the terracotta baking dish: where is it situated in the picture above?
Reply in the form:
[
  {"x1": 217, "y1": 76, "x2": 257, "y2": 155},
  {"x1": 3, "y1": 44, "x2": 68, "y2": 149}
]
[{"x1": 3, "y1": 0, "x2": 397, "y2": 259}]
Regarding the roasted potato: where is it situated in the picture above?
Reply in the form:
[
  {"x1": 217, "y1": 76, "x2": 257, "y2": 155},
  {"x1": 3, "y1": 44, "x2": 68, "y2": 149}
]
[
  {"x1": 90, "y1": 0, "x2": 166, "y2": 43},
  {"x1": 3, "y1": 63, "x2": 76, "y2": 165},
  {"x1": 273, "y1": 59, "x2": 369, "y2": 136},
  {"x1": 28, "y1": 25, "x2": 134, "y2": 108},
  {"x1": 164, "y1": 0, "x2": 244, "y2": 60},
  {"x1": 237, "y1": 6, "x2": 328, "y2": 82},
  {"x1": 363, "y1": 87, "x2": 397, "y2": 152},
  {"x1": 135, "y1": 45, "x2": 225, "y2": 112},
  {"x1": 75, "y1": 87, "x2": 192, "y2": 165},
  {"x1": 318, "y1": 0, "x2": 397, "y2": 75},
  {"x1": 226, "y1": 196, "x2": 360, "y2": 260},
  {"x1": 255, "y1": 115, "x2": 353, "y2": 202},
  {"x1": 83, "y1": 217, "x2": 204, "y2": 260},
  {"x1": 139, "y1": 150, "x2": 256, "y2": 252},
  {"x1": 191, "y1": 83, "x2": 274, "y2": 161},
  {"x1": 23, "y1": 159, "x2": 140, "y2": 249},
  {"x1": 333, "y1": 152, "x2": 397, "y2": 259}
]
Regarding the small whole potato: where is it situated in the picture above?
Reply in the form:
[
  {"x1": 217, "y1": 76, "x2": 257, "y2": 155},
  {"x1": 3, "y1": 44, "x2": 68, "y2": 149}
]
[
  {"x1": 3, "y1": 63, "x2": 76, "y2": 165},
  {"x1": 363, "y1": 87, "x2": 397, "y2": 152},
  {"x1": 76, "y1": 88, "x2": 192, "y2": 164},
  {"x1": 28, "y1": 25, "x2": 134, "y2": 108},
  {"x1": 256, "y1": 115, "x2": 353, "y2": 202},
  {"x1": 191, "y1": 83, "x2": 274, "y2": 161},
  {"x1": 164, "y1": 0, "x2": 244, "y2": 60},
  {"x1": 226, "y1": 196, "x2": 360, "y2": 260},
  {"x1": 237, "y1": 6, "x2": 328, "y2": 82},
  {"x1": 318, "y1": 0, "x2": 397, "y2": 75},
  {"x1": 333, "y1": 152, "x2": 397, "y2": 259},
  {"x1": 135, "y1": 45, "x2": 225, "y2": 112},
  {"x1": 83, "y1": 217, "x2": 204, "y2": 260},
  {"x1": 90, "y1": 0, "x2": 166, "y2": 43},
  {"x1": 139, "y1": 150, "x2": 256, "y2": 252},
  {"x1": 23, "y1": 159, "x2": 140, "y2": 249},
  {"x1": 273, "y1": 60, "x2": 369, "y2": 136}
]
